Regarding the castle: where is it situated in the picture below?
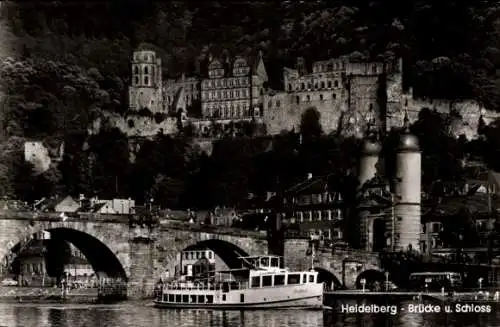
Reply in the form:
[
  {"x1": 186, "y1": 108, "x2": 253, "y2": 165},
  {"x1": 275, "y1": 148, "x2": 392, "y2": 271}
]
[{"x1": 88, "y1": 44, "x2": 500, "y2": 140}]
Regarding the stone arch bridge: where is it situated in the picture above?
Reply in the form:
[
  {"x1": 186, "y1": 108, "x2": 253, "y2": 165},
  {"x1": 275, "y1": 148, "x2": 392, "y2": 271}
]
[{"x1": 0, "y1": 211, "x2": 386, "y2": 298}]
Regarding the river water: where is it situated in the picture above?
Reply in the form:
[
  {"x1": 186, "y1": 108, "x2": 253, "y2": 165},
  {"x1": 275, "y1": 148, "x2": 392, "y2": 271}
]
[{"x1": 0, "y1": 301, "x2": 498, "y2": 327}]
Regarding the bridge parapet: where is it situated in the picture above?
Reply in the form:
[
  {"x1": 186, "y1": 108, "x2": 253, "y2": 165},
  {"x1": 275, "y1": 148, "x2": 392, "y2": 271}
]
[{"x1": 0, "y1": 210, "x2": 132, "y2": 223}]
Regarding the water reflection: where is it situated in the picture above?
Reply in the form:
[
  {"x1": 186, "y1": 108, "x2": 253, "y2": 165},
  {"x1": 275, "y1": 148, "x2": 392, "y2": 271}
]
[{"x1": 0, "y1": 303, "x2": 498, "y2": 327}]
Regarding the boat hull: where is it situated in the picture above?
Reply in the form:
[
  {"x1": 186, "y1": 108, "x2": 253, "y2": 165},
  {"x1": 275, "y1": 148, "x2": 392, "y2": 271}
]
[
  {"x1": 154, "y1": 295, "x2": 323, "y2": 310},
  {"x1": 154, "y1": 283, "x2": 324, "y2": 310}
]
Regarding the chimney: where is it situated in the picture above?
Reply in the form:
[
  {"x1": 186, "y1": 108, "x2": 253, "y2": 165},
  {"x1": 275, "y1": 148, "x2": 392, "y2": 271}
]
[{"x1": 307, "y1": 173, "x2": 313, "y2": 180}]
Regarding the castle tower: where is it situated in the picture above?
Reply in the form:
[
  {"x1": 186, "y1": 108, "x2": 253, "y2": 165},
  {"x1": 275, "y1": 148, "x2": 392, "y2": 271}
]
[
  {"x1": 391, "y1": 110, "x2": 421, "y2": 252},
  {"x1": 358, "y1": 114, "x2": 382, "y2": 251},
  {"x1": 128, "y1": 47, "x2": 163, "y2": 112}
]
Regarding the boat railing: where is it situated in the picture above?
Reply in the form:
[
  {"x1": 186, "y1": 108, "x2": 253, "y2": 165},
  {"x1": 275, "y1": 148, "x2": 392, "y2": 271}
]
[{"x1": 162, "y1": 281, "x2": 249, "y2": 291}]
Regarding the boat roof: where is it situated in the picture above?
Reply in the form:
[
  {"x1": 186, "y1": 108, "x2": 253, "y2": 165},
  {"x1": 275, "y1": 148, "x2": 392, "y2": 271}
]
[
  {"x1": 410, "y1": 272, "x2": 460, "y2": 275},
  {"x1": 238, "y1": 255, "x2": 283, "y2": 259}
]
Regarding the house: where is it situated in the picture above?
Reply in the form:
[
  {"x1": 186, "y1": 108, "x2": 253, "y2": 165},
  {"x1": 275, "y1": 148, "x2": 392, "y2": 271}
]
[
  {"x1": 54, "y1": 196, "x2": 80, "y2": 213},
  {"x1": 279, "y1": 173, "x2": 345, "y2": 242},
  {"x1": 78, "y1": 195, "x2": 135, "y2": 214}
]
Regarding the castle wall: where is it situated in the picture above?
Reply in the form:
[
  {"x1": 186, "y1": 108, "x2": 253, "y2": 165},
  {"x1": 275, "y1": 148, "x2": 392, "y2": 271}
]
[{"x1": 88, "y1": 112, "x2": 177, "y2": 137}]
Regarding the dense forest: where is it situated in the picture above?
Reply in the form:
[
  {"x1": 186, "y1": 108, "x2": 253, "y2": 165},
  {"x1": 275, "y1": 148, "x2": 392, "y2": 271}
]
[{"x1": 1, "y1": 1, "x2": 500, "y2": 210}]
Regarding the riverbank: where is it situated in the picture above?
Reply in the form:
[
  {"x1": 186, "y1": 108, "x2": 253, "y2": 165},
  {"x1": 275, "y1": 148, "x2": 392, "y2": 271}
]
[{"x1": 0, "y1": 286, "x2": 102, "y2": 303}]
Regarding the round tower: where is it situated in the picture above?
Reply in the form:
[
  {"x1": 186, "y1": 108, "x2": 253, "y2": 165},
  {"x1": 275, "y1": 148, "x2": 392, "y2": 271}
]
[
  {"x1": 392, "y1": 114, "x2": 421, "y2": 252},
  {"x1": 358, "y1": 135, "x2": 382, "y2": 251},
  {"x1": 129, "y1": 47, "x2": 163, "y2": 112}
]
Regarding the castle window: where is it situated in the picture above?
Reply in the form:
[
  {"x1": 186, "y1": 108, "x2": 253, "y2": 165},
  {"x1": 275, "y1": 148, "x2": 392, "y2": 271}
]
[
  {"x1": 372, "y1": 64, "x2": 377, "y2": 74},
  {"x1": 334, "y1": 80, "x2": 339, "y2": 87},
  {"x1": 327, "y1": 63, "x2": 333, "y2": 70},
  {"x1": 320, "y1": 81, "x2": 325, "y2": 89},
  {"x1": 314, "y1": 83, "x2": 318, "y2": 89},
  {"x1": 306, "y1": 95, "x2": 310, "y2": 102},
  {"x1": 134, "y1": 77, "x2": 139, "y2": 85},
  {"x1": 332, "y1": 93, "x2": 336, "y2": 99},
  {"x1": 230, "y1": 91, "x2": 234, "y2": 98},
  {"x1": 134, "y1": 67, "x2": 139, "y2": 75},
  {"x1": 236, "y1": 79, "x2": 239, "y2": 86},
  {"x1": 369, "y1": 103, "x2": 373, "y2": 110},
  {"x1": 276, "y1": 100, "x2": 281, "y2": 107},
  {"x1": 268, "y1": 100, "x2": 272, "y2": 108},
  {"x1": 144, "y1": 76, "x2": 149, "y2": 85},
  {"x1": 296, "y1": 96, "x2": 300, "y2": 104},
  {"x1": 144, "y1": 66, "x2": 149, "y2": 74},
  {"x1": 288, "y1": 84, "x2": 292, "y2": 91},
  {"x1": 320, "y1": 94, "x2": 323, "y2": 101},
  {"x1": 328, "y1": 81, "x2": 332, "y2": 88},
  {"x1": 308, "y1": 83, "x2": 312, "y2": 89},
  {"x1": 223, "y1": 80, "x2": 227, "y2": 87},
  {"x1": 301, "y1": 83, "x2": 305, "y2": 90}
]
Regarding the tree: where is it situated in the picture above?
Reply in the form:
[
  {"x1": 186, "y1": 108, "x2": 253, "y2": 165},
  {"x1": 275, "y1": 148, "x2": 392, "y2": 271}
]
[{"x1": 299, "y1": 107, "x2": 323, "y2": 141}]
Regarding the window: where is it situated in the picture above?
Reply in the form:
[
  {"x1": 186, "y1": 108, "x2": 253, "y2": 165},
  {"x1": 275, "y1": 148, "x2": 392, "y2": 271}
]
[
  {"x1": 301, "y1": 83, "x2": 305, "y2": 90},
  {"x1": 144, "y1": 66, "x2": 149, "y2": 74},
  {"x1": 276, "y1": 100, "x2": 281, "y2": 107},
  {"x1": 134, "y1": 67, "x2": 139, "y2": 74},
  {"x1": 296, "y1": 96, "x2": 300, "y2": 104},
  {"x1": 334, "y1": 80, "x2": 339, "y2": 87},
  {"x1": 182, "y1": 295, "x2": 189, "y2": 302},
  {"x1": 287, "y1": 274, "x2": 301, "y2": 284},
  {"x1": 134, "y1": 77, "x2": 139, "y2": 85},
  {"x1": 196, "y1": 252, "x2": 200, "y2": 259},
  {"x1": 328, "y1": 81, "x2": 332, "y2": 88},
  {"x1": 144, "y1": 76, "x2": 149, "y2": 85},
  {"x1": 262, "y1": 276, "x2": 273, "y2": 287},
  {"x1": 251, "y1": 277, "x2": 260, "y2": 288},
  {"x1": 332, "y1": 93, "x2": 337, "y2": 99},
  {"x1": 208, "y1": 251, "x2": 213, "y2": 259},
  {"x1": 369, "y1": 103, "x2": 373, "y2": 110},
  {"x1": 372, "y1": 64, "x2": 377, "y2": 74},
  {"x1": 176, "y1": 295, "x2": 181, "y2": 302},
  {"x1": 314, "y1": 83, "x2": 318, "y2": 89},
  {"x1": 240, "y1": 294, "x2": 245, "y2": 303},
  {"x1": 168, "y1": 294, "x2": 174, "y2": 302},
  {"x1": 308, "y1": 83, "x2": 312, "y2": 89},
  {"x1": 268, "y1": 100, "x2": 272, "y2": 108},
  {"x1": 288, "y1": 84, "x2": 292, "y2": 91},
  {"x1": 190, "y1": 295, "x2": 197, "y2": 303},
  {"x1": 302, "y1": 274, "x2": 307, "y2": 283},
  {"x1": 198, "y1": 295, "x2": 205, "y2": 303},
  {"x1": 309, "y1": 275, "x2": 315, "y2": 283},
  {"x1": 274, "y1": 275, "x2": 285, "y2": 285},
  {"x1": 320, "y1": 81, "x2": 325, "y2": 89},
  {"x1": 271, "y1": 257, "x2": 279, "y2": 267},
  {"x1": 306, "y1": 95, "x2": 310, "y2": 102},
  {"x1": 320, "y1": 94, "x2": 324, "y2": 101},
  {"x1": 206, "y1": 295, "x2": 214, "y2": 303},
  {"x1": 222, "y1": 294, "x2": 226, "y2": 301}
]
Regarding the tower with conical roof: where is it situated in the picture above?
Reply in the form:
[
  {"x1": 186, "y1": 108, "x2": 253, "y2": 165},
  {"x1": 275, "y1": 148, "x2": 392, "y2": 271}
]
[{"x1": 390, "y1": 108, "x2": 422, "y2": 252}]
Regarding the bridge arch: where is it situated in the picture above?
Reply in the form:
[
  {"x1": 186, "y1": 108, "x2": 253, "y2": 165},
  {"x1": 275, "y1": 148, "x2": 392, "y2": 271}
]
[
  {"x1": 183, "y1": 239, "x2": 250, "y2": 270},
  {"x1": 355, "y1": 269, "x2": 386, "y2": 290},
  {"x1": 0, "y1": 222, "x2": 129, "y2": 281},
  {"x1": 313, "y1": 267, "x2": 344, "y2": 290}
]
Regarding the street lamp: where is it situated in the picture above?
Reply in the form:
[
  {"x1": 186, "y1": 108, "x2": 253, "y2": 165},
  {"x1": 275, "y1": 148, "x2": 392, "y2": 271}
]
[
  {"x1": 385, "y1": 271, "x2": 389, "y2": 291},
  {"x1": 361, "y1": 278, "x2": 366, "y2": 292},
  {"x1": 478, "y1": 277, "x2": 484, "y2": 290}
]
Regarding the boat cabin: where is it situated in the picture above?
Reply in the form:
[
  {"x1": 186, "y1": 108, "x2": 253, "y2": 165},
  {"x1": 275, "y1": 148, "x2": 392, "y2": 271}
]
[{"x1": 240, "y1": 255, "x2": 284, "y2": 272}]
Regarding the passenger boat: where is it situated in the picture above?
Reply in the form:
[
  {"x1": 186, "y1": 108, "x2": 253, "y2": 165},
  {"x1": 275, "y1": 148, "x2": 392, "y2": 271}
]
[{"x1": 153, "y1": 255, "x2": 324, "y2": 310}]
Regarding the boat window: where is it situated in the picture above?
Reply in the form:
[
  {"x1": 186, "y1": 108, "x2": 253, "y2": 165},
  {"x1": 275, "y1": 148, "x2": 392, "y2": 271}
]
[
  {"x1": 271, "y1": 257, "x2": 279, "y2": 267},
  {"x1": 222, "y1": 294, "x2": 226, "y2": 301},
  {"x1": 176, "y1": 295, "x2": 181, "y2": 302},
  {"x1": 302, "y1": 274, "x2": 307, "y2": 284},
  {"x1": 261, "y1": 257, "x2": 270, "y2": 267},
  {"x1": 162, "y1": 294, "x2": 168, "y2": 302},
  {"x1": 168, "y1": 294, "x2": 174, "y2": 302},
  {"x1": 183, "y1": 295, "x2": 189, "y2": 302},
  {"x1": 262, "y1": 275, "x2": 273, "y2": 287},
  {"x1": 274, "y1": 275, "x2": 285, "y2": 286},
  {"x1": 207, "y1": 295, "x2": 214, "y2": 303},
  {"x1": 287, "y1": 274, "x2": 301, "y2": 285},
  {"x1": 309, "y1": 275, "x2": 315, "y2": 283},
  {"x1": 198, "y1": 295, "x2": 205, "y2": 303},
  {"x1": 240, "y1": 294, "x2": 245, "y2": 303},
  {"x1": 190, "y1": 295, "x2": 197, "y2": 303},
  {"x1": 251, "y1": 276, "x2": 260, "y2": 288}
]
